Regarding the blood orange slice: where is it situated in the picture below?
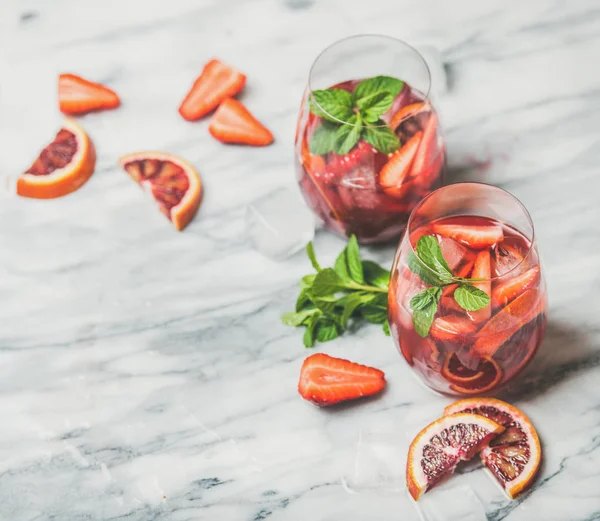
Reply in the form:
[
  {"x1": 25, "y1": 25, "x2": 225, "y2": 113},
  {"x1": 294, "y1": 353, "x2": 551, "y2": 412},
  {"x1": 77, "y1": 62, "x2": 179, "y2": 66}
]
[
  {"x1": 17, "y1": 119, "x2": 96, "y2": 199},
  {"x1": 444, "y1": 398, "x2": 541, "y2": 499},
  {"x1": 119, "y1": 152, "x2": 202, "y2": 231},
  {"x1": 441, "y1": 352, "x2": 503, "y2": 394},
  {"x1": 406, "y1": 412, "x2": 505, "y2": 500}
]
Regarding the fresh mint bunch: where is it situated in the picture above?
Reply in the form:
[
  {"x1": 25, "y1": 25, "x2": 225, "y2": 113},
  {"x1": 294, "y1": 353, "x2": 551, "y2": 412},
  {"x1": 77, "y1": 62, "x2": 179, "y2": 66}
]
[
  {"x1": 282, "y1": 236, "x2": 391, "y2": 347},
  {"x1": 408, "y1": 236, "x2": 490, "y2": 337},
  {"x1": 309, "y1": 76, "x2": 404, "y2": 156}
]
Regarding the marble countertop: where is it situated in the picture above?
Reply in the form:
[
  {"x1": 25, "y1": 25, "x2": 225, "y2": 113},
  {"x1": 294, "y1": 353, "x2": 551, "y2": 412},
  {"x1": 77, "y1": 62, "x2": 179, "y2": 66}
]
[{"x1": 1, "y1": 0, "x2": 599, "y2": 519}]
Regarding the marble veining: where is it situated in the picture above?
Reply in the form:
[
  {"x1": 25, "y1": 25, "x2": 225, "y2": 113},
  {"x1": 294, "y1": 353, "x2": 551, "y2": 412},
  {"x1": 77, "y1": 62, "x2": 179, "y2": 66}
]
[{"x1": 1, "y1": 0, "x2": 599, "y2": 519}]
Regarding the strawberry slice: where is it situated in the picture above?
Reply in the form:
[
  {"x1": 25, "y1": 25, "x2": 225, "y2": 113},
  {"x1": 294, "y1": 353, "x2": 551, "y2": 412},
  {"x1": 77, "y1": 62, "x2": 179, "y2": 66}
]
[
  {"x1": 432, "y1": 223, "x2": 504, "y2": 249},
  {"x1": 469, "y1": 250, "x2": 492, "y2": 322},
  {"x1": 430, "y1": 315, "x2": 478, "y2": 343},
  {"x1": 379, "y1": 132, "x2": 422, "y2": 198},
  {"x1": 179, "y1": 59, "x2": 246, "y2": 121},
  {"x1": 492, "y1": 266, "x2": 540, "y2": 309},
  {"x1": 298, "y1": 353, "x2": 385, "y2": 406},
  {"x1": 209, "y1": 98, "x2": 274, "y2": 146},
  {"x1": 58, "y1": 74, "x2": 120, "y2": 115},
  {"x1": 409, "y1": 112, "x2": 441, "y2": 181},
  {"x1": 473, "y1": 289, "x2": 544, "y2": 357}
]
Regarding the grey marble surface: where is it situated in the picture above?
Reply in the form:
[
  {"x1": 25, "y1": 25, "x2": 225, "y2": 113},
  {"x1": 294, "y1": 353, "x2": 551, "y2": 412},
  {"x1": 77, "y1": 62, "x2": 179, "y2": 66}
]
[{"x1": 1, "y1": 0, "x2": 600, "y2": 519}]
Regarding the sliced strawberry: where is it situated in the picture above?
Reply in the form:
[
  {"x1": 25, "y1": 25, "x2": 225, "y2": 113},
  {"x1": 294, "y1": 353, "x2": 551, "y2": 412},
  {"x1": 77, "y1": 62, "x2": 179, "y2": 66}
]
[
  {"x1": 430, "y1": 315, "x2": 478, "y2": 343},
  {"x1": 179, "y1": 59, "x2": 246, "y2": 121},
  {"x1": 379, "y1": 132, "x2": 422, "y2": 198},
  {"x1": 473, "y1": 289, "x2": 544, "y2": 357},
  {"x1": 58, "y1": 74, "x2": 120, "y2": 115},
  {"x1": 432, "y1": 223, "x2": 504, "y2": 249},
  {"x1": 409, "y1": 112, "x2": 441, "y2": 181},
  {"x1": 469, "y1": 250, "x2": 492, "y2": 323},
  {"x1": 209, "y1": 98, "x2": 273, "y2": 146},
  {"x1": 298, "y1": 353, "x2": 385, "y2": 406},
  {"x1": 492, "y1": 266, "x2": 540, "y2": 309}
]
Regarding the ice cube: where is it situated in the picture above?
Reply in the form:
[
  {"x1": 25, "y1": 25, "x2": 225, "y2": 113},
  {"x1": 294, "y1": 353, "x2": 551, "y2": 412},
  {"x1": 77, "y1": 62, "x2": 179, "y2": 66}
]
[
  {"x1": 342, "y1": 428, "x2": 405, "y2": 492},
  {"x1": 245, "y1": 186, "x2": 316, "y2": 260},
  {"x1": 439, "y1": 237, "x2": 468, "y2": 271},
  {"x1": 415, "y1": 484, "x2": 486, "y2": 521}
]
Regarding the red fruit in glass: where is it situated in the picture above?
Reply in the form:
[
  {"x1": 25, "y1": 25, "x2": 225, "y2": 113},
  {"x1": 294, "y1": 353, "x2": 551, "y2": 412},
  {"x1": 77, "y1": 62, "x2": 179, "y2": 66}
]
[
  {"x1": 295, "y1": 36, "x2": 446, "y2": 244},
  {"x1": 388, "y1": 183, "x2": 548, "y2": 395}
]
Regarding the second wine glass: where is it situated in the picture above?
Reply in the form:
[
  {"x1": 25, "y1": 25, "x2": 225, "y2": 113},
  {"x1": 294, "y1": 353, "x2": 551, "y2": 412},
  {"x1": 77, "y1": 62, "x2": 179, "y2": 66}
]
[{"x1": 294, "y1": 34, "x2": 446, "y2": 244}]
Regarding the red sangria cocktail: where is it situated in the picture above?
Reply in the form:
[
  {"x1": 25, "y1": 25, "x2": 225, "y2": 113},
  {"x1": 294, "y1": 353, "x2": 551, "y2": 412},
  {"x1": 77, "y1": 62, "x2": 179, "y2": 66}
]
[
  {"x1": 295, "y1": 35, "x2": 445, "y2": 244},
  {"x1": 389, "y1": 183, "x2": 547, "y2": 395}
]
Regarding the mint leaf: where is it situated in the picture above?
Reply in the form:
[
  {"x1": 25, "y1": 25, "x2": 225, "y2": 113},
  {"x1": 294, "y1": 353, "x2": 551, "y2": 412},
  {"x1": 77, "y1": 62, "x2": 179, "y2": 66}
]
[
  {"x1": 306, "y1": 242, "x2": 321, "y2": 272},
  {"x1": 296, "y1": 288, "x2": 311, "y2": 311},
  {"x1": 382, "y1": 321, "x2": 391, "y2": 336},
  {"x1": 300, "y1": 274, "x2": 316, "y2": 289},
  {"x1": 309, "y1": 121, "x2": 337, "y2": 155},
  {"x1": 412, "y1": 300, "x2": 438, "y2": 338},
  {"x1": 415, "y1": 236, "x2": 453, "y2": 282},
  {"x1": 282, "y1": 308, "x2": 319, "y2": 326},
  {"x1": 354, "y1": 76, "x2": 404, "y2": 101},
  {"x1": 408, "y1": 251, "x2": 444, "y2": 286},
  {"x1": 356, "y1": 91, "x2": 393, "y2": 117},
  {"x1": 362, "y1": 260, "x2": 390, "y2": 288},
  {"x1": 310, "y1": 89, "x2": 353, "y2": 123},
  {"x1": 303, "y1": 314, "x2": 321, "y2": 347},
  {"x1": 340, "y1": 292, "x2": 373, "y2": 327},
  {"x1": 311, "y1": 294, "x2": 339, "y2": 314},
  {"x1": 334, "y1": 248, "x2": 351, "y2": 283},
  {"x1": 346, "y1": 235, "x2": 364, "y2": 284},
  {"x1": 361, "y1": 306, "x2": 388, "y2": 324},
  {"x1": 454, "y1": 284, "x2": 490, "y2": 311},
  {"x1": 312, "y1": 268, "x2": 344, "y2": 297},
  {"x1": 410, "y1": 286, "x2": 442, "y2": 311},
  {"x1": 363, "y1": 125, "x2": 400, "y2": 154},
  {"x1": 334, "y1": 115, "x2": 362, "y2": 155},
  {"x1": 315, "y1": 318, "x2": 340, "y2": 342}
]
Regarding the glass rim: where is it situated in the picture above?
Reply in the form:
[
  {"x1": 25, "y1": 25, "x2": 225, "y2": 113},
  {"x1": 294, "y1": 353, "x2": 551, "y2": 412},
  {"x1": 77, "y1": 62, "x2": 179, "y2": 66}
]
[
  {"x1": 307, "y1": 34, "x2": 432, "y2": 129},
  {"x1": 405, "y1": 182, "x2": 537, "y2": 282}
]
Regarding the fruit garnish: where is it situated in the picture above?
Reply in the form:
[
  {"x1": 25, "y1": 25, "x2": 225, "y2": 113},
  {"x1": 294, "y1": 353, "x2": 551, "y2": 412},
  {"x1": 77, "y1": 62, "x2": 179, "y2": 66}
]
[
  {"x1": 492, "y1": 243, "x2": 525, "y2": 277},
  {"x1": 468, "y1": 250, "x2": 492, "y2": 322},
  {"x1": 430, "y1": 315, "x2": 478, "y2": 343},
  {"x1": 378, "y1": 132, "x2": 422, "y2": 197},
  {"x1": 179, "y1": 59, "x2": 246, "y2": 121},
  {"x1": 409, "y1": 112, "x2": 441, "y2": 180},
  {"x1": 308, "y1": 76, "x2": 404, "y2": 155},
  {"x1": 17, "y1": 118, "x2": 96, "y2": 199},
  {"x1": 119, "y1": 151, "x2": 202, "y2": 231},
  {"x1": 408, "y1": 235, "x2": 490, "y2": 337},
  {"x1": 282, "y1": 236, "x2": 391, "y2": 347},
  {"x1": 473, "y1": 289, "x2": 544, "y2": 357},
  {"x1": 442, "y1": 353, "x2": 502, "y2": 394},
  {"x1": 492, "y1": 266, "x2": 540, "y2": 309},
  {"x1": 432, "y1": 223, "x2": 504, "y2": 249},
  {"x1": 298, "y1": 353, "x2": 385, "y2": 406},
  {"x1": 444, "y1": 398, "x2": 541, "y2": 499},
  {"x1": 208, "y1": 98, "x2": 273, "y2": 146},
  {"x1": 389, "y1": 101, "x2": 431, "y2": 132},
  {"x1": 441, "y1": 259, "x2": 474, "y2": 297},
  {"x1": 58, "y1": 74, "x2": 120, "y2": 115},
  {"x1": 406, "y1": 412, "x2": 505, "y2": 500}
]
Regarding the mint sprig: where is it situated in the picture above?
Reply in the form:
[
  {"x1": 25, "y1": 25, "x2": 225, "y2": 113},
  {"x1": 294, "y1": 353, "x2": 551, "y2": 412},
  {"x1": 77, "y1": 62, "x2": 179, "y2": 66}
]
[
  {"x1": 282, "y1": 236, "x2": 391, "y2": 347},
  {"x1": 308, "y1": 75, "x2": 405, "y2": 156},
  {"x1": 408, "y1": 235, "x2": 491, "y2": 337}
]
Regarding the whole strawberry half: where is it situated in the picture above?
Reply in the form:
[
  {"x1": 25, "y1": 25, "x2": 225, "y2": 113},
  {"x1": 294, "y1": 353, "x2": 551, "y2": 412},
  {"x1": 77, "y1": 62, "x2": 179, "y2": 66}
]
[{"x1": 298, "y1": 353, "x2": 386, "y2": 406}]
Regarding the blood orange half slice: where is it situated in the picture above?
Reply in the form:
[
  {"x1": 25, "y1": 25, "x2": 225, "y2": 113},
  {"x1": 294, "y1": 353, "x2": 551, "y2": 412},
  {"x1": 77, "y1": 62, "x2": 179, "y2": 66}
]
[
  {"x1": 444, "y1": 398, "x2": 541, "y2": 499},
  {"x1": 17, "y1": 119, "x2": 96, "y2": 199},
  {"x1": 441, "y1": 352, "x2": 503, "y2": 394},
  {"x1": 119, "y1": 152, "x2": 202, "y2": 231},
  {"x1": 406, "y1": 412, "x2": 505, "y2": 500}
]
